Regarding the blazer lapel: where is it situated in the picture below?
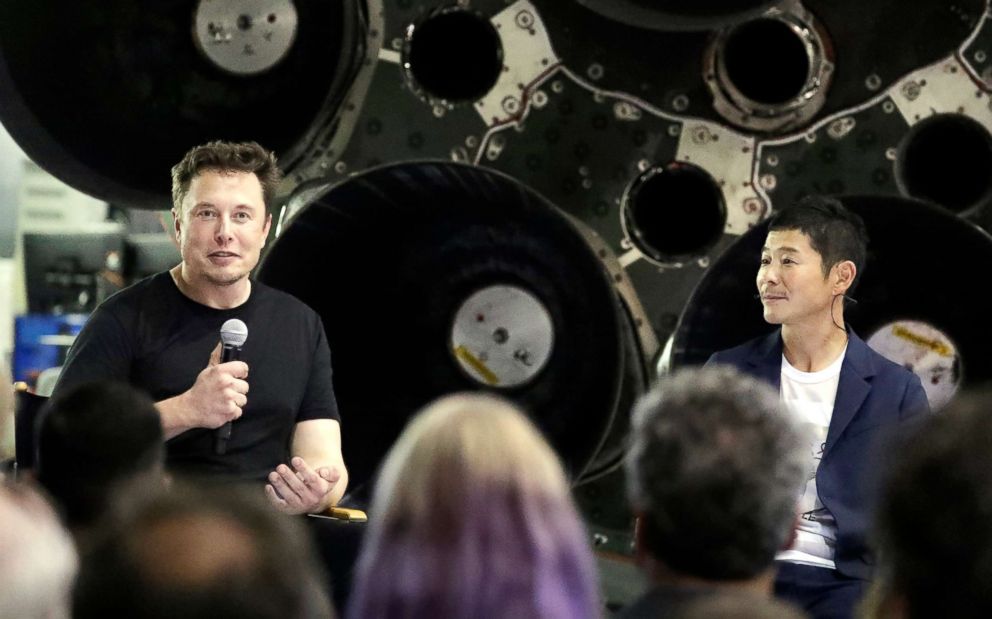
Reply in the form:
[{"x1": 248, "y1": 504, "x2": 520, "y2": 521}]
[
  {"x1": 745, "y1": 330, "x2": 784, "y2": 392},
  {"x1": 823, "y1": 330, "x2": 875, "y2": 458}
]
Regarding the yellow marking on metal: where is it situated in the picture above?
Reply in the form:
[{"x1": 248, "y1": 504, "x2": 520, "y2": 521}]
[
  {"x1": 454, "y1": 345, "x2": 500, "y2": 385},
  {"x1": 892, "y1": 325, "x2": 952, "y2": 357}
]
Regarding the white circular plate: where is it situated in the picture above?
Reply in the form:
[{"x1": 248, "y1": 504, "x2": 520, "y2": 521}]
[
  {"x1": 867, "y1": 320, "x2": 960, "y2": 411},
  {"x1": 193, "y1": 0, "x2": 298, "y2": 76},
  {"x1": 450, "y1": 285, "x2": 554, "y2": 388}
]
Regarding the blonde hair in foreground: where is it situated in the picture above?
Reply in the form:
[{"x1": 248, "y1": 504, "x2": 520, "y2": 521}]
[
  {"x1": 347, "y1": 392, "x2": 601, "y2": 619},
  {"x1": 374, "y1": 392, "x2": 570, "y2": 524}
]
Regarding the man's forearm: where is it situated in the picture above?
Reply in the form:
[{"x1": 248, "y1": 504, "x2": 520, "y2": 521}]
[
  {"x1": 155, "y1": 392, "x2": 195, "y2": 440},
  {"x1": 324, "y1": 467, "x2": 348, "y2": 509}
]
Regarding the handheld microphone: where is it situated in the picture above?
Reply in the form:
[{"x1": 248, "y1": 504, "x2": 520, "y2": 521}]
[{"x1": 215, "y1": 318, "x2": 248, "y2": 455}]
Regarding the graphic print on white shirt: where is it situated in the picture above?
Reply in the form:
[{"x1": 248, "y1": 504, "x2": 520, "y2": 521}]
[{"x1": 775, "y1": 347, "x2": 847, "y2": 570}]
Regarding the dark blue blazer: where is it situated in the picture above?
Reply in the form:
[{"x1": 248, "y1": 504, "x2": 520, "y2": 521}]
[{"x1": 706, "y1": 329, "x2": 930, "y2": 580}]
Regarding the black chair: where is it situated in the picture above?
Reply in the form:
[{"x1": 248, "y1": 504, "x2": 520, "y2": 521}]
[{"x1": 13, "y1": 382, "x2": 48, "y2": 476}]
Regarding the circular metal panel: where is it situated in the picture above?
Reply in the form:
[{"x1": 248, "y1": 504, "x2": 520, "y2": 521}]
[
  {"x1": 193, "y1": 0, "x2": 299, "y2": 76},
  {"x1": 867, "y1": 320, "x2": 960, "y2": 411},
  {"x1": 450, "y1": 285, "x2": 554, "y2": 388},
  {"x1": 0, "y1": 0, "x2": 357, "y2": 209},
  {"x1": 257, "y1": 161, "x2": 627, "y2": 496}
]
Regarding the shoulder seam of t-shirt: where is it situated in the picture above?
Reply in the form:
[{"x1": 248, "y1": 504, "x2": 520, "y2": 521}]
[{"x1": 95, "y1": 271, "x2": 164, "y2": 310}]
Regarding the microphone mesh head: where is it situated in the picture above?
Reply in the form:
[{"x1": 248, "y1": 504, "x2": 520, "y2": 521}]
[{"x1": 220, "y1": 318, "x2": 248, "y2": 346}]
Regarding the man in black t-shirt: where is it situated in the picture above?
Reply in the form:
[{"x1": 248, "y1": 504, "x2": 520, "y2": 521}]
[{"x1": 54, "y1": 141, "x2": 348, "y2": 514}]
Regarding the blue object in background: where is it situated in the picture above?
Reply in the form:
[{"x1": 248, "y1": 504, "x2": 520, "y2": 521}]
[{"x1": 13, "y1": 314, "x2": 88, "y2": 388}]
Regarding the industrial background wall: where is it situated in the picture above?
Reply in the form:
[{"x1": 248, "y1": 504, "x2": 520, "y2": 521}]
[{"x1": 2, "y1": 0, "x2": 991, "y2": 609}]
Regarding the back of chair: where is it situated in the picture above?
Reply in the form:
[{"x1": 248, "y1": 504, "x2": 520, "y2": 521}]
[{"x1": 14, "y1": 383, "x2": 49, "y2": 473}]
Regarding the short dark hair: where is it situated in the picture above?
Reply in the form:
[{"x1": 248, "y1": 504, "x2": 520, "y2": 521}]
[
  {"x1": 875, "y1": 392, "x2": 992, "y2": 618},
  {"x1": 73, "y1": 482, "x2": 333, "y2": 619},
  {"x1": 626, "y1": 366, "x2": 806, "y2": 580},
  {"x1": 36, "y1": 381, "x2": 164, "y2": 529},
  {"x1": 767, "y1": 195, "x2": 869, "y2": 293},
  {"x1": 171, "y1": 141, "x2": 282, "y2": 215}
]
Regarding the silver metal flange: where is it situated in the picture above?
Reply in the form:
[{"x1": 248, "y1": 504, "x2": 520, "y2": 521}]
[{"x1": 704, "y1": 0, "x2": 833, "y2": 133}]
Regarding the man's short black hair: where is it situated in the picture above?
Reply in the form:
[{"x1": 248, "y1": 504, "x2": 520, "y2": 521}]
[
  {"x1": 767, "y1": 195, "x2": 869, "y2": 293},
  {"x1": 36, "y1": 381, "x2": 164, "y2": 529}
]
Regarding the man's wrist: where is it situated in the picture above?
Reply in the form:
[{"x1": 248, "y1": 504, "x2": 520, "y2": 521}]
[{"x1": 157, "y1": 391, "x2": 193, "y2": 439}]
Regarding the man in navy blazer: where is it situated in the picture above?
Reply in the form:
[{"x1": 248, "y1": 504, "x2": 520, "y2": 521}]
[{"x1": 706, "y1": 196, "x2": 929, "y2": 619}]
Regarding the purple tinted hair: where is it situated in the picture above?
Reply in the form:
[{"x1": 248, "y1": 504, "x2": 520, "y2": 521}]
[{"x1": 347, "y1": 474, "x2": 600, "y2": 619}]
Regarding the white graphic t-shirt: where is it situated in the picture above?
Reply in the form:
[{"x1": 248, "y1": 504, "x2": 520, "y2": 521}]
[{"x1": 775, "y1": 346, "x2": 846, "y2": 569}]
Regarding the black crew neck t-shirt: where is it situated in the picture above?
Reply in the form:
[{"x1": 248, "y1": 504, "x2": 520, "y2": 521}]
[{"x1": 53, "y1": 271, "x2": 339, "y2": 482}]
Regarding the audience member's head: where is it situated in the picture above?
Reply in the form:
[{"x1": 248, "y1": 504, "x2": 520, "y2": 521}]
[
  {"x1": 347, "y1": 392, "x2": 600, "y2": 619},
  {"x1": 73, "y1": 481, "x2": 333, "y2": 619},
  {"x1": 0, "y1": 481, "x2": 78, "y2": 619},
  {"x1": 36, "y1": 381, "x2": 165, "y2": 531},
  {"x1": 868, "y1": 391, "x2": 992, "y2": 619},
  {"x1": 675, "y1": 591, "x2": 809, "y2": 618},
  {"x1": 626, "y1": 365, "x2": 806, "y2": 585}
]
